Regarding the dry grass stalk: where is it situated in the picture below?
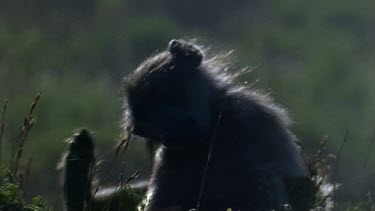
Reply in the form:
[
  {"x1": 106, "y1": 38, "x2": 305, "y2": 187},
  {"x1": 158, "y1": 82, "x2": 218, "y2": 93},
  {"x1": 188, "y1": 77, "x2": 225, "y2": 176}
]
[
  {"x1": 0, "y1": 99, "x2": 8, "y2": 167},
  {"x1": 11, "y1": 93, "x2": 41, "y2": 176}
]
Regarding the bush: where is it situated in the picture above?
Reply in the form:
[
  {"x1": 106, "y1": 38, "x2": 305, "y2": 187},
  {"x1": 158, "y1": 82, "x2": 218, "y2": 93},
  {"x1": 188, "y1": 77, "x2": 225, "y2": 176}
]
[{"x1": 0, "y1": 170, "x2": 50, "y2": 211}]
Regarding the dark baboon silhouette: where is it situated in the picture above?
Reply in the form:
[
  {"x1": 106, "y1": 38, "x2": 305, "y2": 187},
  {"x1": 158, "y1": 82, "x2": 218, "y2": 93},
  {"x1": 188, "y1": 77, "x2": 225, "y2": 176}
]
[
  {"x1": 60, "y1": 129, "x2": 148, "y2": 211},
  {"x1": 123, "y1": 39, "x2": 311, "y2": 211},
  {"x1": 62, "y1": 129, "x2": 95, "y2": 211}
]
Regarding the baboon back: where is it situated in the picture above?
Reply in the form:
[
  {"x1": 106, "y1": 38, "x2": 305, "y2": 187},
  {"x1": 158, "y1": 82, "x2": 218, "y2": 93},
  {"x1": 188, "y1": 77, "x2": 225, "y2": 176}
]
[{"x1": 123, "y1": 39, "x2": 309, "y2": 211}]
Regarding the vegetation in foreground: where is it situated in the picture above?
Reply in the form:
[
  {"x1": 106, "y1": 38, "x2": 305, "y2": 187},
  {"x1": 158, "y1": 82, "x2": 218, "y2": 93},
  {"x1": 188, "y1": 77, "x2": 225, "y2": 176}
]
[
  {"x1": 0, "y1": 170, "x2": 49, "y2": 211},
  {"x1": 0, "y1": 94, "x2": 373, "y2": 210},
  {"x1": 0, "y1": 95, "x2": 50, "y2": 210}
]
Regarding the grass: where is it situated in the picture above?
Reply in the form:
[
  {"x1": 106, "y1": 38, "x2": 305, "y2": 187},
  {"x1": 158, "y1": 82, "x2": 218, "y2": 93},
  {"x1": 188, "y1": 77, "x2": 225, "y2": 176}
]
[
  {"x1": 0, "y1": 93, "x2": 374, "y2": 211},
  {"x1": 0, "y1": 94, "x2": 50, "y2": 211}
]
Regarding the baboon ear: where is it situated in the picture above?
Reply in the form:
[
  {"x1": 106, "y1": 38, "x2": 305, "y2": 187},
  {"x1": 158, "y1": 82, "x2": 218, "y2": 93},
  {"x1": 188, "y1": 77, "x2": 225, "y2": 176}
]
[{"x1": 168, "y1": 39, "x2": 203, "y2": 68}]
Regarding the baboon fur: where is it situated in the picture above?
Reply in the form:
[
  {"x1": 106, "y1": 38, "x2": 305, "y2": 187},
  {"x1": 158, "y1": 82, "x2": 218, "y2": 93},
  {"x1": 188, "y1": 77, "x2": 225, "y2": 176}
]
[{"x1": 123, "y1": 40, "x2": 310, "y2": 211}]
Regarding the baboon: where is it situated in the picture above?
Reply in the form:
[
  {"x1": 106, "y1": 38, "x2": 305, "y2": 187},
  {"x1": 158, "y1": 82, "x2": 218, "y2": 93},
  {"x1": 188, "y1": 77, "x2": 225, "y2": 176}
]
[
  {"x1": 61, "y1": 129, "x2": 95, "y2": 211},
  {"x1": 123, "y1": 40, "x2": 311, "y2": 211},
  {"x1": 61, "y1": 129, "x2": 148, "y2": 211}
]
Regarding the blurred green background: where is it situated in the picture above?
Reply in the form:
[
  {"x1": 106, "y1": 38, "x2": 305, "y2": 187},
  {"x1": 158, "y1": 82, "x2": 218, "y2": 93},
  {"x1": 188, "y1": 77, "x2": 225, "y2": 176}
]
[{"x1": 0, "y1": 0, "x2": 374, "y2": 209}]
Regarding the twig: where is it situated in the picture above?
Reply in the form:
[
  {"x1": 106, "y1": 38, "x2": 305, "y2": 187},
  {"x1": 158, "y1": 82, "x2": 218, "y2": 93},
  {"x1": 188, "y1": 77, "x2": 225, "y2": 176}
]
[
  {"x1": 364, "y1": 130, "x2": 375, "y2": 168},
  {"x1": 100, "y1": 165, "x2": 138, "y2": 210},
  {"x1": 18, "y1": 173, "x2": 27, "y2": 201},
  {"x1": 0, "y1": 99, "x2": 8, "y2": 167},
  {"x1": 12, "y1": 93, "x2": 41, "y2": 176},
  {"x1": 196, "y1": 97, "x2": 227, "y2": 211},
  {"x1": 115, "y1": 136, "x2": 130, "y2": 159},
  {"x1": 313, "y1": 136, "x2": 328, "y2": 162},
  {"x1": 93, "y1": 131, "x2": 132, "y2": 197},
  {"x1": 333, "y1": 130, "x2": 349, "y2": 211},
  {"x1": 124, "y1": 171, "x2": 140, "y2": 185},
  {"x1": 309, "y1": 136, "x2": 328, "y2": 175},
  {"x1": 25, "y1": 157, "x2": 33, "y2": 178}
]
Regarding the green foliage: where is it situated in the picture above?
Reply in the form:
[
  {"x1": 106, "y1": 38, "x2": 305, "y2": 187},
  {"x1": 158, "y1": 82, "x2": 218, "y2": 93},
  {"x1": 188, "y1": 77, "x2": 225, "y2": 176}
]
[
  {"x1": 0, "y1": 170, "x2": 50, "y2": 211},
  {"x1": 0, "y1": 0, "x2": 374, "y2": 208},
  {"x1": 117, "y1": 187, "x2": 145, "y2": 211}
]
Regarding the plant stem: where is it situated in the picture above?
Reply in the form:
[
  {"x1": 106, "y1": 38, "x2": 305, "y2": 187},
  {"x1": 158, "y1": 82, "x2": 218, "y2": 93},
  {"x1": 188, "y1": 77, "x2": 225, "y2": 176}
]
[{"x1": 0, "y1": 99, "x2": 8, "y2": 167}]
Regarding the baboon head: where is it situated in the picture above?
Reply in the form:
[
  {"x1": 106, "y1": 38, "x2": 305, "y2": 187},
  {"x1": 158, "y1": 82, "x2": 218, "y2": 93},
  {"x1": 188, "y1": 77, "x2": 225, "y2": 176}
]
[{"x1": 123, "y1": 40, "x2": 219, "y2": 147}]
